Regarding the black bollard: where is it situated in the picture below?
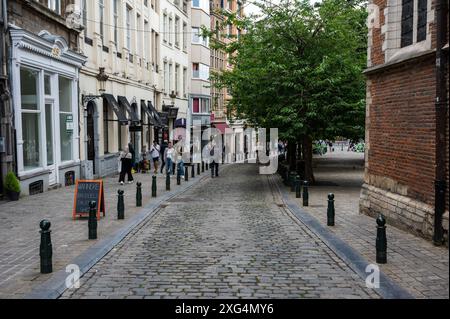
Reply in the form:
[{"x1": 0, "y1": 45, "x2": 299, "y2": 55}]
[
  {"x1": 117, "y1": 190, "x2": 125, "y2": 219},
  {"x1": 185, "y1": 165, "x2": 189, "y2": 181},
  {"x1": 290, "y1": 173, "x2": 296, "y2": 192},
  {"x1": 302, "y1": 181, "x2": 309, "y2": 206},
  {"x1": 191, "y1": 164, "x2": 195, "y2": 178},
  {"x1": 39, "y1": 220, "x2": 52, "y2": 274},
  {"x1": 206, "y1": 162, "x2": 209, "y2": 171},
  {"x1": 166, "y1": 172, "x2": 171, "y2": 191},
  {"x1": 376, "y1": 214, "x2": 387, "y2": 264},
  {"x1": 202, "y1": 161, "x2": 205, "y2": 172},
  {"x1": 151, "y1": 175, "x2": 157, "y2": 197},
  {"x1": 327, "y1": 193, "x2": 335, "y2": 226},
  {"x1": 211, "y1": 162, "x2": 214, "y2": 178},
  {"x1": 177, "y1": 168, "x2": 181, "y2": 185},
  {"x1": 197, "y1": 163, "x2": 201, "y2": 175},
  {"x1": 88, "y1": 201, "x2": 98, "y2": 239},
  {"x1": 136, "y1": 182, "x2": 142, "y2": 207},
  {"x1": 295, "y1": 175, "x2": 301, "y2": 198}
]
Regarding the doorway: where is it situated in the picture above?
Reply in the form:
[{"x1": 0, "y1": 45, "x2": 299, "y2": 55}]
[{"x1": 86, "y1": 101, "x2": 96, "y2": 174}]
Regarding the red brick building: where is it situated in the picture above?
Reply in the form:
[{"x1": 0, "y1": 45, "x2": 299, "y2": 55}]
[{"x1": 360, "y1": 0, "x2": 449, "y2": 244}]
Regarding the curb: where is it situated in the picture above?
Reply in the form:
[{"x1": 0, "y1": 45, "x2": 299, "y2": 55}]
[
  {"x1": 24, "y1": 166, "x2": 223, "y2": 299},
  {"x1": 271, "y1": 175, "x2": 414, "y2": 299}
]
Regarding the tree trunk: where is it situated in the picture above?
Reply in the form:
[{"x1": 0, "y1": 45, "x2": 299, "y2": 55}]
[
  {"x1": 288, "y1": 141, "x2": 296, "y2": 171},
  {"x1": 303, "y1": 136, "x2": 315, "y2": 183}
]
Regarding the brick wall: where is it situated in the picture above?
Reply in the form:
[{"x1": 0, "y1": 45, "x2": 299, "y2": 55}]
[{"x1": 7, "y1": 0, "x2": 78, "y2": 50}]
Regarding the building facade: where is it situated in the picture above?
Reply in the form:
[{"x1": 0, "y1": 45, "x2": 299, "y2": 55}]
[
  {"x1": 6, "y1": 0, "x2": 86, "y2": 195},
  {"x1": 361, "y1": 0, "x2": 449, "y2": 243}
]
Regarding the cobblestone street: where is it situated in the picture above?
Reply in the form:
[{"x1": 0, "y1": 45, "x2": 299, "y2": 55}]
[{"x1": 61, "y1": 163, "x2": 379, "y2": 299}]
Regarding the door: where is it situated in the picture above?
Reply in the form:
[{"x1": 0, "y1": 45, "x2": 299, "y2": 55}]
[
  {"x1": 45, "y1": 102, "x2": 57, "y2": 185},
  {"x1": 86, "y1": 102, "x2": 96, "y2": 174}
]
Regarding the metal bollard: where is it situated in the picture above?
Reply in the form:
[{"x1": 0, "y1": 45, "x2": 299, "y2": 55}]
[
  {"x1": 211, "y1": 162, "x2": 214, "y2": 178},
  {"x1": 202, "y1": 161, "x2": 205, "y2": 172},
  {"x1": 117, "y1": 190, "x2": 125, "y2": 219},
  {"x1": 191, "y1": 164, "x2": 195, "y2": 178},
  {"x1": 302, "y1": 181, "x2": 309, "y2": 206},
  {"x1": 177, "y1": 168, "x2": 181, "y2": 185},
  {"x1": 197, "y1": 163, "x2": 201, "y2": 175},
  {"x1": 151, "y1": 175, "x2": 157, "y2": 197},
  {"x1": 206, "y1": 162, "x2": 209, "y2": 171},
  {"x1": 295, "y1": 175, "x2": 301, "y2": 198},
  {"x1": 376, "y1": 214, "x2": 387, "y2": 264},
  {"x1": 88, "y1": 201, "x2": 98, "y2": 239},
  {"x1": 136, "y1": 182, "x2": 142, "y2": 207},
  {"x1": 327, "y1": 193, "x2": 335, "y2": 226},
  {"x1": 184, "y1": 165, "x2": 189, "y2": 181},
  {"x1": 166, "y1": 172, "x2": 171, "y2": 191},
  {"x1": 39, "y1": 220, "x2": 52, "y2": 274}
]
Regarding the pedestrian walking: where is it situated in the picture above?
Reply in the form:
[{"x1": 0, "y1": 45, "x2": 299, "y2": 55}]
[
  {"x1": 150, "y1": 141, "x2": 160, "y2": 174},
  {"x1": 118, "y1": 146, "x2": 134, "y2": 185},
  {"x1": 163, "y1": 142, "x2": 175, "y2": 175},
  {"x1": 160, "y1": 140, "x2": 168, "y2": 174}
]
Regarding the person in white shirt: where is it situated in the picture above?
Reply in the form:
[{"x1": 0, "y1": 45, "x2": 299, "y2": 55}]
[
  {"x1": 163, "y1": 142, "x2": 175, "y2": 175},
  {"x1": 149, "y1": 141, "x2": 160, "y2": 174}
]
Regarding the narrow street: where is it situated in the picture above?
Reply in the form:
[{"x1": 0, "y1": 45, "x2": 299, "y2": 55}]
[{"x1": 61, "y1": 164, "x2": 378, "y2": 299}]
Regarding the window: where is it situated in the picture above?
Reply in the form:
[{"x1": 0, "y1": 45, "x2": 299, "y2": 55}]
[
  {"x1": 163, "y1": 14, "x2": 168, "y2": 43},
  {"x1": 183, "y1": 67, "x2": 187, "y2": 96},
  {"x1": 183, "y1": 22, "x2": 187, "y2": 51},
  {"x1": 192, "y1": 27, "x2": 200, "y2": 43},
  {"x1": 228, "y1": 0, "x2": 232, "y2": 10},
  {"x1": 192, "y1": 98, "x2": 210, "y2": 113},
  {"x1": 103, "y1": 103, "x2": 109, "y2": 153},
  {"x1": 126, "y1": 6, "x2": 132, "y2": 50},
  {"x1": 169, "y1": 63, "x2": 173, "y2": 93},
  {"x1": 175, "y1": 17, "x2": 180, "y2": 47},
  {"x1": 401, "y1": 0, "x2": 428, "y2": 47},
  {"x1": 113, "y1": 0, "x2": 119, "y2": 49},
  {"x1": 164, "y1": 62, "x2": 168, "y2": 92},
  {"x1": 82, "y1": 0, "x2": 88, "y2": 37},
  {"x1": 144, "y1": 20, "x2": 150, "y2": 61},
  {"x1": 137, "y1": 14, "x2": 142, "y2": 57},
  {"x1": 20, "y1": 68, "x2": 40, "y2": 170},
  {"x1": 47, "y1": 0, "x2": 60, "y2": 14},
  {"x1": 44, "y1": 74, "x2": 51, "y2": 95},
  {"x1": 193, "y1": 98, "x2": 199, "y2": 113},
  {"x1": 175, "y1": 64, "x2": 180, "y2": 95},
  {"x1": 192, "y1": 0, "x2": 200, "y2": 7},
  {"x1": 192, "y1": 63, "x2": 199, "y2": 78},
  {"x1": 99, "y1": 0, "x2": 104, "y2": 43},
  {"x1": 58, "y1": 77, "x2": 73, "y2": 162}
]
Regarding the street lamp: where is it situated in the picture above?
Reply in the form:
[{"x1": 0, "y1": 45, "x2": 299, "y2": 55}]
[{"x1": 83, "y1": 67, "x2": 109, "y2": 106}]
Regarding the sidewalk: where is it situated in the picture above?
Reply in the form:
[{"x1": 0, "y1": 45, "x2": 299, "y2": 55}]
[
  {"x1": 282, "y1": 150, "x2": 449, "y2": 299},
  {"x1": 0, "y1": 165, "x2": 207, "y2": 299}
]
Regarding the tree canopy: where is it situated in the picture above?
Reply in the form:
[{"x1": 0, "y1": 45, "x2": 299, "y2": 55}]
[{"x1": 209, "y1": 0, "x2": 368, "y2": 143}]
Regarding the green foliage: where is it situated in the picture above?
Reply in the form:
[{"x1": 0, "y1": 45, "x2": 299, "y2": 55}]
[
  {"x1": 210, "y1": 0, "x2": 368, "y2": 142},
  {"x1": 4, "y1": 171, "x2": 21, "y2": 193}
]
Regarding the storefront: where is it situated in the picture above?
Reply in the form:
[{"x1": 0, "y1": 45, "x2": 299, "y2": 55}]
[{"x1": 10, "y1": 28, "x2": 86, "y2": 195}]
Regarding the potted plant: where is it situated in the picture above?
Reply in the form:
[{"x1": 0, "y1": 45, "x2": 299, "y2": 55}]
[{"x1": 4, "y1": 172, "x2": 21, "y2": 201}]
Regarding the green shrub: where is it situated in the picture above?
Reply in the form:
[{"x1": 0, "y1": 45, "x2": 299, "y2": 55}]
[{"x1": 4, "y1": 172, "x2": 21, "y2": 193}]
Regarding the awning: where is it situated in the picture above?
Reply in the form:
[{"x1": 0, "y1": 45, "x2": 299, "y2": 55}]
[
  {"x1": 213, "y1": 123, "x2": 230, "y2": 134},
  {"x1": 148, "y1": 101, "x2": 163, "y2": 127},
  {"x1": 118, "y1": 96, "x2": 140, "y2": 124},
  {"x1": 102, "y1": 94, "x2": 128, "y2": 125},
  {"x1": 141, "y1": 100, "x2": 156, "y2": 125},
  {"x1": 174, "y1": 118, "x2": 186, "y2": 128}
]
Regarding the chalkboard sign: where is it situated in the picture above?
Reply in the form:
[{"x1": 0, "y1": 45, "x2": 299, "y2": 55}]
[{"x1": 72, "y1": 180, "x2": 105, "y2": 220}]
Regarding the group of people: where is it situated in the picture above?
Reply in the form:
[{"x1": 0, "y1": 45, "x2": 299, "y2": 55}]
[{"x1": 118, "y1": 139, "x2": 220, "y2": 184}]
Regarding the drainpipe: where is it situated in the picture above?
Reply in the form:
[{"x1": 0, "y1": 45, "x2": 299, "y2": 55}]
[{"x1": 433, "y1": 0, "x2": 448, "y2": 246}]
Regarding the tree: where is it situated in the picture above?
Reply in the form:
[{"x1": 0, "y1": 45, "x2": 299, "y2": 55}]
[{"x1": 209, "y1": 0, "x2": 368, "y2": 182}]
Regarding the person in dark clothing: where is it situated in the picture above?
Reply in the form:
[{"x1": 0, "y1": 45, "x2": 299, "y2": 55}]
[
  {"x1": 118, "y1": 146, "x2": 134, "y2": 185},
  {"x1": 160, "y1": 140, "x2": 168, "y2": 173}
]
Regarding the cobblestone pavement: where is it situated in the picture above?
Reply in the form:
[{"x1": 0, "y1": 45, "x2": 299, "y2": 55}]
[
  {"x1": 61, "y1": 164, "x2": 379, "y2": 299},
  {"x1": 285, "y1": 150, "x2": 449, "y2": 299},
  {"x1": 0, "y1": 167, "x2": 202, "y2": 298}
]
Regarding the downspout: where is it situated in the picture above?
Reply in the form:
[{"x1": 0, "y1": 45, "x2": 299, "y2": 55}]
[{"x1": 433, "y1": 0, "x2": 448, "y2": 246}]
